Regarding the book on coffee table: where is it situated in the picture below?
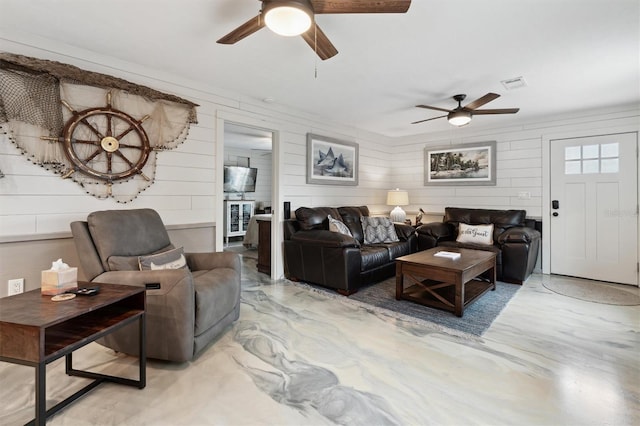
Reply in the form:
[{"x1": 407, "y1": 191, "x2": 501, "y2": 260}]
[{"x1": 434, "y1": 251, "x2": 461, "y2": 260}]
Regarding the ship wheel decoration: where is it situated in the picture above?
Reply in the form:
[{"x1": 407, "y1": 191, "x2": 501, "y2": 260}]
[{"x1": 42, "y1": 91, "x2": 152, "y2": 193}]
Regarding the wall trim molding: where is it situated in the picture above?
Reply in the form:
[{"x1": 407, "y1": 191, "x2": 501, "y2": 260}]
[{"x1": 0, "y1": 222, "x2": 215, "y2": 244}]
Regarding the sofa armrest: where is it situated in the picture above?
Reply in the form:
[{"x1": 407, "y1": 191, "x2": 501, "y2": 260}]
[
  {"x1": 497, "y1": 227, "x2": 541, "y2": 245},
  {"x1": 497, "y1": 227, "x2": 541, "y2": 284},
  {"x1": 415, "y1": 222, "x2": 453, "y2": 251},
  {"x1": 185, "y1": 252, "x2": 240, "y2": 272},
  {"x1": 394, "y1": 223, "x2": 416, "y2": 241},
  {"x1": 290, "y1": 229, "x2": 360, "y2": 248},
  {"x1": 91, "y1": 269, "x2": 195, "y2": 361},
  {"x1": 91, "y1": 269, "x2": 194, "y2": 295},
  {"x1": 417, "y1": 222, "x2": 453, "y2": 240}
]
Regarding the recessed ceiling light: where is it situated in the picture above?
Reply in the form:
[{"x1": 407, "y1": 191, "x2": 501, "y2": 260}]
[
  {"x1": 501, "y1": 76, "x2": 527, "y2": 90},
  {"x1": 262, "y1": 97, "x2": 276, "y2": 103}
]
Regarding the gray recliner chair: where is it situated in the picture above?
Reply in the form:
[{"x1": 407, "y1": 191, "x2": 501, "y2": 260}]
[{"x1": 70, "y1": 208, "x2": 241, "y2": 362}]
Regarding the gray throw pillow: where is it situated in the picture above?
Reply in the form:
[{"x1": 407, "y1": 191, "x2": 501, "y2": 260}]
[
  {"x1": 361, "y1": 216, "x2": 399, "y2": 244},
  {"x1": 138, "y1": 247, "x2": 188, "y2": 271},
  {"x1": 328, "y1": 214, "x2": 353, "y2": 237}
]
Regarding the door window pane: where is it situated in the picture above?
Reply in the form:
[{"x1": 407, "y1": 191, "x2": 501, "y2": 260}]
[
  {"x1": 565, "y1": 146, "x2": 581, "y2": 160},
  {"x1": 601, "y1": 158, "x2": 619, "y2": 173},
  {"x1": 601, "y1": 143, "x2": 618, "y2": 158},
  {"x1": 583, "y1": 159, "x2": 599, "y2": 174},
  {"x1": 582, "y1": 144, "x2": 599, "y2": 159},
  {"x1": 565, "y1": 161, "x2": 581, "y2": 174}
]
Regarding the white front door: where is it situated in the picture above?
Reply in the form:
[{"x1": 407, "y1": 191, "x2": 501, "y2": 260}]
[{"x1": 549, "y1": 133, "x2": 638, "y2": 285}]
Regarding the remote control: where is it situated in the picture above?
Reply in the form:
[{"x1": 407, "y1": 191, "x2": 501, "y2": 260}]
[{"x1": 68, "y1": 286, "x2": 100, "y2": 296}]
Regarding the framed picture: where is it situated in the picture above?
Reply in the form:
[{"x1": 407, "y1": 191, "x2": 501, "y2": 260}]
[
  {"x1": 307, "y1": 133, "x2": 359, "y2": 186},
  {"x1": 424, "y1": 141, "x2": 496, "y2": 186}
]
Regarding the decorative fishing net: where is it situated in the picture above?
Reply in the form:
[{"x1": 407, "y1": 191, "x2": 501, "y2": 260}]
[{"x1": 0, "y1": 53, "x2": 198, "y2": 203}]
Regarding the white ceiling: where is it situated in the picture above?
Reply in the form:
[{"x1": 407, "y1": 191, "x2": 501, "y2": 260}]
[{"x1": 1, "y1": 0, "x2": 638, "y2": 138}]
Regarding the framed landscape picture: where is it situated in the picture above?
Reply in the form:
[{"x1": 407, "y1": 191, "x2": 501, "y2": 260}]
[
  {"x1": 307, "y1": 133, "x2": 359, "y2": 186},
  {"x1": 424, "y1": 141, "x2": 496, "y2": 186}
]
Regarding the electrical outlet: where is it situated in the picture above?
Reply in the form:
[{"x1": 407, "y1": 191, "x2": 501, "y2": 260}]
[
  {"x1": 8, "y1": 278, "x2": 24, "y2": 296},
  {"x1": 517, "y1": 191, "x2": 531, "y2": 200}
]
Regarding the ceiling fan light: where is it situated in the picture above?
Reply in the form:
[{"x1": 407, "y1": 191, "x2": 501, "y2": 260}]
[
  {"x1": 264, "y1": 2, "x2": 313, "y2": 37},
  {"x1": 448, "y1": 110, "x2": 472, "y2": 126}
]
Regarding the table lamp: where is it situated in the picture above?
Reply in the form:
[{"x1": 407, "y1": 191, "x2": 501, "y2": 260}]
[{"x1": 387, "y1": 188, "x2": 409, "y2": 223}]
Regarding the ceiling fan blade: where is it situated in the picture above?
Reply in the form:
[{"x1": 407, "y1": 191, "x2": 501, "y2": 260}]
[
  {"x1": 301, "y1": 23, "x2": 338, "y2": 60},
  {"x1": 217, "y1": 15, "x2": 265, "y2": 44},
  {"x1": 416, "y1": 104, "x2": 453, "y2": 113},
  {"x1": 463, "y1": 93, "x2": 500, "y2": 111},
  {"x1": 311, "y1": 0, "x2": 411, "y2": 14},
  {"x1": 411, "y1": 115, "x2": 447, "y2": 124},
  {"x1": 473, "y1": 108, "x2": 520, "y2": 115}
]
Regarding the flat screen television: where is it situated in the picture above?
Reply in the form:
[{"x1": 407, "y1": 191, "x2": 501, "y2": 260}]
[{"x1": 224, "y1": 166, "x2": 258, "y2": 193}]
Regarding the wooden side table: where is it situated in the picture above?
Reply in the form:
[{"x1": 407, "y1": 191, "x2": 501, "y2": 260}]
[
  {"x1": 257, "y1": 219, "x2": 271, "y2": 276},
  {"x1": 0, "y1": 282, "x2": 146, "y2": 425}
]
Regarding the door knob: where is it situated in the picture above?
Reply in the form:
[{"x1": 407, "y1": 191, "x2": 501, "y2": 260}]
[
  {"x1": 552, "y1": 200, "x2": 559, "y2": 209},
  {"x1": 553, "y1": 212, "x2": 559, "y2": 217}
]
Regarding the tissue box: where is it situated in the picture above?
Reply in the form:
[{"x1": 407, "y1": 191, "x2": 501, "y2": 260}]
[{"x1": 41, "y1": 267, "x2": 78, "y2": 295}]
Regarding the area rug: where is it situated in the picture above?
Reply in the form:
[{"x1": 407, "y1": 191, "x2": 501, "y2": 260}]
[
  {"x1": 292, "y1": 277, "x2": 521, "y2": 337},
  {"x1": 542, "y1": 276, "x2": 640, "y2": 305}
]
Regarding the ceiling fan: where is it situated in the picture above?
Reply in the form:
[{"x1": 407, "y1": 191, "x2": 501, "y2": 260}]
[
  {"x1": 217, "y1": 0, "x2": 412, "y2": 60},
  {"x1": 412, "y1": 93, "x2": 520, "y2": 126}
]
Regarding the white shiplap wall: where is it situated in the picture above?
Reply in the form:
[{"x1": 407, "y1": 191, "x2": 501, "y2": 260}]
[
  {"x1": 0, "y1": 31, "x2": 396, "y2": 286},
  {"x1": 1, "y1": 30, "x2": 638, "y2": 290},
  {"x1": 390, "y1": 107, "x2": 640, "y2": 221},
  {"x1": 0, "y1": 33, "x2": 394, "y2": 239}
]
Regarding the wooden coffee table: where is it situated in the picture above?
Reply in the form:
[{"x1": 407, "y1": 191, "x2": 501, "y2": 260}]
[
  {"x1": 0, "y1": 282, "x2": 146, "y2": 425},
  {"x1": 395, "y1": 248, "x2": 497, "y2": 317}
]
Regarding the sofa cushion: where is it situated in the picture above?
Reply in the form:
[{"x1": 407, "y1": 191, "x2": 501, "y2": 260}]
[
  {"x1": 328, "y1": 214, "x2": 353, "y2": 237},
  {"x1": 456, "y1": 223, "x2": 494, "y2": 245},
  {"x1": 295, "y1": 207, "x2": 342, "y2": 231},
  {"x1": 385, "y1": 240, "x2": 413, "y2": 260},
  {"x1": 361, "y1": 216, "x2": 399, "y2": 244},
  {"x1": 360, "y1": 245, "x2": 391, "y2": 271},
  {"x1": 338, "y1": 206, "x2": 369, "y2": 243}
]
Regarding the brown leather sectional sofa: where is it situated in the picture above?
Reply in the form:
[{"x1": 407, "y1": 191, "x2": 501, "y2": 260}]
[
  {"x1": 283, "y1": 205, "x2": 540, "y2": 295},
  {"x1": 283, "y1": 206, "x2": 417, "y2": 294}
]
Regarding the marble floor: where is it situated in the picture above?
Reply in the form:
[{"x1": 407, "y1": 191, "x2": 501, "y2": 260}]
[{"x1": 1, "y1": 248, "x2": 639, "y2": 425}]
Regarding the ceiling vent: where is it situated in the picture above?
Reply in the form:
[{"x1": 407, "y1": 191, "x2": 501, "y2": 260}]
[{"x1": 501, "y1": 76, "x2": 527, "y2": 90}]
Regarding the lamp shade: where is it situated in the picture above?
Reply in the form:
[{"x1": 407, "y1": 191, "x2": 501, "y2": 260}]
[
  {"x1": 264, "y1": 1, "x2": 313, "y2": 36},
  {"x1": 386, "y1": 189, "x2": 409, "y2": 206}
]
